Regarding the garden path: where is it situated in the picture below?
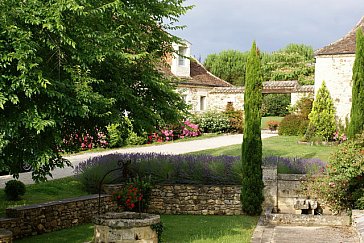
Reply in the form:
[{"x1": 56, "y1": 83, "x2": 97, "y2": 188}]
[{"x1": 0, "y1": 132, "x2": 277, "y2": 188}]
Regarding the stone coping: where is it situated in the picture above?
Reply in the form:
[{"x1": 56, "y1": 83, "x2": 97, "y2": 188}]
[
  {"x1": 93, "y1": 212, "x2": 160, "y2": 229},
  {"x1": 277, "y1": 174, "x2": 306, "y2": 181},
  {"x1": 263, "y1": 213, "x2": 351, "y2": 227},
  {"x1": 6, "y1": 194, "x2": 110, "y2": 211}
]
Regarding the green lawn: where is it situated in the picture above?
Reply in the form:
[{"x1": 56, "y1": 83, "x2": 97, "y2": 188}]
[
  {"x1": 0, "y1": 177, "x2": 87, "y2": 217},
  {"x1": 15, "y1": 215, "x2": 258, "y2": 243},
  {"x1": 192, "y1": 135, "x2": 336, "y2": 162}
]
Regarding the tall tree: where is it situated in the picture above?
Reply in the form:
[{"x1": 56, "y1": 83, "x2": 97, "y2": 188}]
[
  {"x1": 204, "y1": 50, "x2": 249, "y2": 86},
  {"x1": 0, "y1": 0, "x2": 191, "y2": 181},
  {"x1": 307, "y1": 81, "x2": 336, "y2": 141},
  {"x1": 204, "y1": 43, "x2": 315, "y2": 86},
  {"x1": 348, "y1": 28, "x2": 364, "y2": 139},
  {"x1": 241, "y1": 41, "x2": 264, "y2": 215}
]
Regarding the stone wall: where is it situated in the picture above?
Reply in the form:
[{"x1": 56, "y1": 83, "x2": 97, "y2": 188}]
[
  {"x1": 148, "y1": 184, "x2": 242, "y2": 215},
  {"x1": 105, "y1": 184, "x2": 242, "y2": 215},
  {"x1": 315, "y1": 54, "x2": 355, "y2": 122},
  {"x1": 0, "y1": 169, "x2": 334, "y2": 240},
  {"x1": 0, "y1": 195, "x2": 112, "y2": 239}
]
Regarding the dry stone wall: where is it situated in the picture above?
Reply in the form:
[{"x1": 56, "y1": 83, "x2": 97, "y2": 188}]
[{"x1": 0, "y1": 195, "x2": 112, "y2": 239}]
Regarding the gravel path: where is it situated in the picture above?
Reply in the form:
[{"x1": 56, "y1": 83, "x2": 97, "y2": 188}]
[{"x1": 0, "y1": 133, "x2": 277, "y2": 188}]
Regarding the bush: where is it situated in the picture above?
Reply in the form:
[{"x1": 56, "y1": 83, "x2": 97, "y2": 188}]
[
  {"x1": 263, "y1": 156, "x2": 326, "y2": 174},
  {"x1": 75, "y1": 153, "x2": 243, "y2": 186},
  {"x1": 290, "y1": 96, "x2": 313, "y2": 119},
  {"x1": 5, "y1": 180, "x2": 26, "y2": 200},
  {"x1": 112, "y1": 176, "x2": 152, "y2": 212},
  {"x1": 303, "y1": 132, "x2": 364, "y2": 213},
  {"x1": 267, "y1": 120, "x2": 280, "y2": 131},
  {"x1": 278, "y1": 114, "x2": 309, "y2": 136},
  {"x1": 307, "y1": 81, "x2": 336, "y2": 141},
  {"x1": 224, "y1": 103, "x2": 244, "y2": 133},
  {"x1": 75, "y1": 154, "x2": 124, "y2": 193},
  {"x1": 193, "y1": 111, "x2": 230, "y2": 133},
  {"x1": 107, "y1": 117, "x2": 134, "y2": 148},
  {"x1": 261, "y1": 94, "x2": 290, "y2": 117}
]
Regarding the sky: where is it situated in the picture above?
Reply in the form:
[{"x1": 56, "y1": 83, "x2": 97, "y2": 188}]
[{"x1": 171, "y1": 0, "x2": 364, "y2": 60}]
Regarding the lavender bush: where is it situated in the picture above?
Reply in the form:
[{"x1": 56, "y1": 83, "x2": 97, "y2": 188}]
[
  {"x1": 75, "y1": 153, "x2": 243, "y2": 191},
  {"x1": 74, "y1": 153, "x2": 327, "y2": 193},
  {"x1": 263, "y1": 156, "x2": 326, "y2": 174}
]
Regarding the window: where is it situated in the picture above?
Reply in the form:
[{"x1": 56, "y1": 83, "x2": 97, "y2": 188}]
[
  {"x1": 200, "y1": 96, "x2": 206, "y2": 111},
  {"x1": 178, "y1": 46, "x2": 187, "y2": 66}
]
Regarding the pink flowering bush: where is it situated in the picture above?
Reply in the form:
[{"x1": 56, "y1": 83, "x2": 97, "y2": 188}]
[
  {"x1": 63, "y1": 128, "x2": 108, "y2": 151},
  {"x1": 147, "y1": 120, "x2": 201, "y2": 143},
  {"x1": 333, "y1": 130, "x2": 347, "y2": 144}
]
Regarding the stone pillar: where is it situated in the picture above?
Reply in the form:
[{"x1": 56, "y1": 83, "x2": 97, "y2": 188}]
[{"x1": 262, "y1": 164, "x2": 278, "y2": 213}]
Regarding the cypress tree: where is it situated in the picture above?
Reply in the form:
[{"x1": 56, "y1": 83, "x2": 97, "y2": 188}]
[
  {"x1": 348, "y1": 28, "x2": 364, "y2": 138},
  {"x1": 307, "y1": 81, "x2": 336, "y2": 141},
  {"x1": 241, "y1": 41, "x2": 264, "y2": 216}
]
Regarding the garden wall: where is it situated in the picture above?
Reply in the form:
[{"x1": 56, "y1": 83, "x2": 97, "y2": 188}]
[
  {"x1": 0, "y1": 168, "x2": 322, "y2": 240},
  {"x1": 0, "y1": 195, "x2": 112, "y2": 239}
]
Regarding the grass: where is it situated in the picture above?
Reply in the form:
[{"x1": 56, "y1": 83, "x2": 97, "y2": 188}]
[
  {"x1": 14, "y1": 215, "x2": 258, "y2": 243},
  {"x1": 0, "y1": 177, "x2": 87, "y2": 217},
  {"x1": 192, "y1": 135, "x2": 336, "y2": 162},
  {"x1": 261, "y1": 116, "x2": 283, "y2": 130},
  {"x1": 15, "y1": 223, "x2": 94, "y2": 243},
  {"x1": 162, "y1": 215, "x2": 257, "y2": 243}
]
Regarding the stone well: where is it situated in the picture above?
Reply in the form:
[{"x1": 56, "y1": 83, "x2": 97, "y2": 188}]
[{"x1": 93, "y1": 212, "x2": 160, "y2": 243}]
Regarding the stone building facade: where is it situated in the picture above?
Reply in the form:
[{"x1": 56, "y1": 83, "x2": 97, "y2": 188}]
[
  {"x1": 314, "y1": 17, "x2": 364, "y2": 122},
  {"x1": 166, "y1": 41, "x2": 313, "y2": 113}
]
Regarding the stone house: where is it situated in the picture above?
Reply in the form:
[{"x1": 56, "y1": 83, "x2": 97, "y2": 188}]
[
  {"x1": 164, "y1": 40, "x2": 313, "y2": 113},
  {"x1": 314, "y1": 16, "x2": 364, "y2": 122}
]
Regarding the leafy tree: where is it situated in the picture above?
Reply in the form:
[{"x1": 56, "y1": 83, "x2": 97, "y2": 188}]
[
  {"x1": 204, "y1": 43, "x2": 314, "y2": 86},
  {"x1": 348, "y1": 28, "x2": 364, "y2": 139},
  {"x1": 0, "y1": 0, "x2": 191, "y2": 181},
  {"x1": 241, "y1": 41, "x2": 264, "y2": 215},
  {"x1": 307, "y1": 81, "x2": 336, "y2": 141},
  {"x1": 261, "y1": 44, "x2": 315, "y2": 85},
  {"x1": 204, "y1": 50, "x2": 249, "y2": 86}
]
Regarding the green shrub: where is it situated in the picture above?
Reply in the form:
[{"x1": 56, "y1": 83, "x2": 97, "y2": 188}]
[
  {"x1": 307, "y1": 81, "x2": 336, "y2": 141},
  {"x1": 5, "y1": 180, "x2": 26, "y2": 200},
  {"x1": 224, "y1": 103, "x2": 244, "y2": 133},
  {"x1": 193, "y1": 111, "x2": 230, "y2": 133},
  {"x1": 278, "y1": 114, "x2": 309, "y2": 136},
  {"x1": 303, "y1": 132, "x2": 364, "y2": 213},
  {"x1": 261, "y1": 94, "x2": 290, "y2": 117},
  {"x1": 291, "y1": 96, "x2": 313, "y2": 119},
  {"x1": 126, "y1": 132, "x2": 147, "y2": 145}
]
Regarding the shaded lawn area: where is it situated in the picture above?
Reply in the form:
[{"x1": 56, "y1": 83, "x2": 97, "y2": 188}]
[
  {"x1": 192, "y1": 135, "x2": 336, "y2": 162},
  {"x1": 14, "y1": 215, "x2": 258, "y2": 243},
  {"x1": 0, "y1": 177, "x2": 87, "y2": 217}
]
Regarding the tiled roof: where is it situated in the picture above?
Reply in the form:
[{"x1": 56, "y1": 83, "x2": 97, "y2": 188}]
[
  {"x1": 158, "y1": 59, "x2": 232, "y2": 87},
  {"x1": 315, "y1": 17, "x2": 364, "y2": 56},
  {"x1": 179, "y1": 60, "x2": 233, "y2": 87}
]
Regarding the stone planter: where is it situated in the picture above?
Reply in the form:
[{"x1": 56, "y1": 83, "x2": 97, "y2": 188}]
[{"x1": 93, "y1": 212, "x2": 160, "y2": 243}]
